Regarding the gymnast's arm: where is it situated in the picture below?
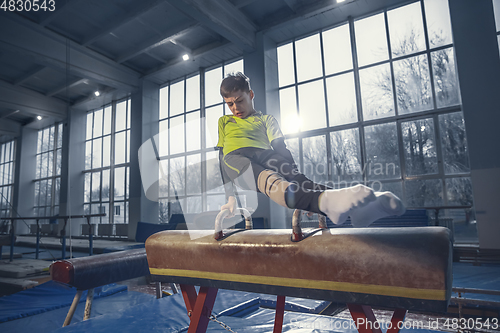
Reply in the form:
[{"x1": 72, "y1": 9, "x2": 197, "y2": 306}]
[{"x1": 218, "y1": 148, "x2": 237, "y2": 216}]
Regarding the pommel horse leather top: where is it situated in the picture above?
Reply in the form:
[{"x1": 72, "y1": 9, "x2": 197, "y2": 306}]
[{"x1": 146, "y1": 226, "x2": 452, "y2": 313}]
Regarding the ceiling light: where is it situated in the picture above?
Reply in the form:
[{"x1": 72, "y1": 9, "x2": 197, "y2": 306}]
[
  {"x1": 37, "y1": 115, "x2": 42, "y2": 120},
  {"x1": 182, "y1": 54, "x2": 190, "y2": 61},
  {"x1": 94, "y1": 91, "x2": 100, "y2": 97},
  {"x1": 337, "y1": 0, "x2": 346, "y2": 2}
]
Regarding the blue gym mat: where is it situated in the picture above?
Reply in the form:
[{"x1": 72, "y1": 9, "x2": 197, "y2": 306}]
[{"x1": 0, "y1": 262, "x2": 498, "y2": 333}]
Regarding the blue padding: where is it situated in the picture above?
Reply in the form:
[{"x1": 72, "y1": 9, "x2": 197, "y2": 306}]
[
  {"x1": 211, "y1": 308, "x2": 444, "y2": 333},
  {"x1": 330, "y1": 209, "x2": 429, "y2": 228},
  {"x1": 50, "y1": 294, "x2": 443, "y2": 333},
  {"x1": 452, "y1": 263, "x2": 500, "y2": 304},
  {"x1": 0, "y1": 281, "x2": 126, "y2": 323},
  {"x1": 135, "y1": 222, "x2": 177, "y2": 242},
  {"x1": 0, "y1": 290, "x2": 154, "y2": 333},
  {"x1": 217, "y1": 298, "x2": 260, "y2": 318},
  {"x1": 102, "y1": 243, "x2": 145, "y2": 253},
  {"x1": 259, "y1": 295, "x2": 330, "y2": 314}
]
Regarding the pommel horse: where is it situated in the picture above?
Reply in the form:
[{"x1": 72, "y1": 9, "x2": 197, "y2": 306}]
[{"x1": 146, "y1": 209, "x2": 453, "y2": 333}]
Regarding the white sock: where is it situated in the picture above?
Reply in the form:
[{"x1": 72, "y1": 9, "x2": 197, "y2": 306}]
[
  {"x1": 349, "y1": 191, "x2": 406, "y2": 227},
  {"x1": 319, "y1": 184, "x2": 376, "y2": 225}
]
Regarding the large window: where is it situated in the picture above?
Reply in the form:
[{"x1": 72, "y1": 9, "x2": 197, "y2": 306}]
[
  {"x1": 84, "y1": 99, "x2": 131, "y2": 230},
  {"x1": 278, "y1": 0, "x2": 473, "y2": 241},
  {"x1": 0, "y1": 140, "x2": 15, "y2": 219},
  {"x1": 34, "y1": 124, "x2": 63, "y2": 217},
  {"x1": 158, "y1": 60, "x2": 244, "y2": 222},
  {"x1": 493, "y1": 0, "x2": 500, "y2": 54}
]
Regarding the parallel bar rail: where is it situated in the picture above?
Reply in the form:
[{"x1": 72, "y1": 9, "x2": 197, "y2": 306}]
[
  {"x1": 451, "y1": 287, "x2": 500, "y2": 318},
  {"x1": 452, "y1": 287, "x2": 500, "y2": 297},
  {"x1": 1, "y1": 214, "x2": 106, "y2": 261}
]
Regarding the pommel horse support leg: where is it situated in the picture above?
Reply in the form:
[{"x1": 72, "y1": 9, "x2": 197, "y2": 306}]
[{"x1": 146, "y1": 226, "x2": 453, "y2": 333}]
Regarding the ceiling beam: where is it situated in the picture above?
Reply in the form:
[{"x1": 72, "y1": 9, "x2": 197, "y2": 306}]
[
  {"x1": 0, "y1": 79, "x2": 67, "y2": 119},
  {"x1": 116, "y1": 22, "x2": 198, "y2": 64},
  {"x1": 283, "y1": 0, "x2": 302, "y2": 13},
  {"x1": 231, "y1": 0, "x2": 259, "y2": 9},
  {"x1": 38, "y1": 0, "x2": 84, "y2": 26},
  {"x1": 46, "y1": 78, "x2": 88, "y2": 97},
  {"x1": 169, "y1": 40, "x2": 193, "y2": 54},
  {"x1": 0, "y1": 118, "x2": 22, "y2": 137},
  {"x1": 145, "y1": 52, "x2": 169, "y2": 64},
  {"x1": 165, "y1": 0, "x2": 256, "y2": 52},
  {"x1": 0, "y1": 13, "x2": 140, "y2": 92},
  {"x1": 145, "y1": 40, "x2": 231, "y2": 80},
  {"x1": 82, "y1": 0, "x2": 165, "y2": 46},
  {"x1": 260, "y1": 0, "x2": 355, "y2": 32},
  {"x1": 14, "y1": 65, "x2": 46, "y2": 86},
  {"x1": 72, "y1": 87, "x2": 116, "y2": 108},
  {"x1": 0, "y1": 109, "x2": 20, "y2": 119}
]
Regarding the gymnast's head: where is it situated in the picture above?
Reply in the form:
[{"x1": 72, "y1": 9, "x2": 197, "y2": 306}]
[
  {"x1": 220, "y1": 72, "x2": 256, "y2": 119},
  {"x1": 220, "y1": 72, "x2": 252, "y2": 98}
]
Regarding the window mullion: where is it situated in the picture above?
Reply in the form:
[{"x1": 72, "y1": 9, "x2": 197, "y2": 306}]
[
  {"x1": 50, "y1": 125, "x2": 58, "y2": 215},
  {"x1": 200, "y1": 69, "x2": 207, "y2": 211},
  {"x1": 110, "y1": 103, "x2": 116, "y2": 224},
  {"x1": 348, "y1": 16, "x2": 368, "y2": 185},
  {"x1": 433, "y1": 113, "x2": 447, "y2": 205}
]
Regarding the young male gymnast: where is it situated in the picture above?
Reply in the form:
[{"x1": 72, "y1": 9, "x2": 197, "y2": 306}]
[{"x1": 217, "y1": 72, "x2": 405, "y2": 227}]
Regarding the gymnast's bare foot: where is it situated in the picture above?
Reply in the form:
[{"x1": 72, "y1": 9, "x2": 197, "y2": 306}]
[{"x1": 318, "y1": 184, "x2": 376, "y2": 225}]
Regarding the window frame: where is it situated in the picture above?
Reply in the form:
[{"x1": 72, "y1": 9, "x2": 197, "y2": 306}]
[{"x1": 277, "y1": 0, "x2": 469, "y2": 209}]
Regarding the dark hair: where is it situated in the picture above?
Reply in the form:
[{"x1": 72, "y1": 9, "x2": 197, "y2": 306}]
[{"x1": 220, "y1": 72, "x2": 251, "y2": 97}]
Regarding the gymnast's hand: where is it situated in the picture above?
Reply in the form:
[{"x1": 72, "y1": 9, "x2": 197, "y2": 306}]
[{"x1": 221, "y1": 196, "x2": 237, "y2": 218}]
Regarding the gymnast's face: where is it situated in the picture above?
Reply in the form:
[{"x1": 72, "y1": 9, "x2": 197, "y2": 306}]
[{"x1": 224, "y1": 90, "x2": 255, "y2": 119}]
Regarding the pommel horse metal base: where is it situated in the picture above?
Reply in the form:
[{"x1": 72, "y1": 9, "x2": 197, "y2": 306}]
[{"x1": 146, "y1": 226, "x2": 453, "y2": 333}]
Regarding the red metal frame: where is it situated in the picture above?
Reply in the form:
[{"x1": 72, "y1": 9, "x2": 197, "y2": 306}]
[
  {"x1": 178, "y1": 285, "x2": 408, "y2": 333},
  {"x1": 348, "y1": 303, "x2": 407, "y2": 333},
  {"x1": 273, "y1": 295, "x2": 286, "y2": 333},
  {"x1": 180, "y1": 284, "x2": 219, "y2": 333}
]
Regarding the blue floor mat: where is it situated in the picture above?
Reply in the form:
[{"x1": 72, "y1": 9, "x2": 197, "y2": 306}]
[
  {"x1": 0, "y1": 281, "x2": 128, "y2": 323},
  {"x1": 1, "y1": 262, "x2": 498, "y2": 333},
  {"x1": 452, "y1": 262, "x2": 500, "y2": 303}
]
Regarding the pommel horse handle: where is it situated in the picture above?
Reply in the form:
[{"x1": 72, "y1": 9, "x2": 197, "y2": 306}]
[
  {"x1": 214, "y1": 208, "x2": 252, "y2": 240},
  {"x1": 292, "y1": 209, "x2": 327, "y2": 241}
]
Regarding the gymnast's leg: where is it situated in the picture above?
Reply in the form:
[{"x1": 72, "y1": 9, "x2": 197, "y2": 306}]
[
  {"x1": 349, "y1": 191, "x2": 406, "y2": 227},
  {"x1": 252, "y1": 150, "x2": 377, "y2": 225},
  {"x1": 224, "y1": 149, "x2": 404, "y2": 226}
]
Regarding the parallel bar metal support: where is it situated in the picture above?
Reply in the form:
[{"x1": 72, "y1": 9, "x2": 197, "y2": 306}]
[
  {"x1": 6, "y1": 213, "x2": 105, "y2": 261},
  {"x1": 35, "y1": 219, "x2": 40, "y2": 259},
  {"x1": 9, "y1": 220, "x2": 15, "y2": 262},
  {"x1": 87, "y1": 216, "x2": 93, "y2": 256}
]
